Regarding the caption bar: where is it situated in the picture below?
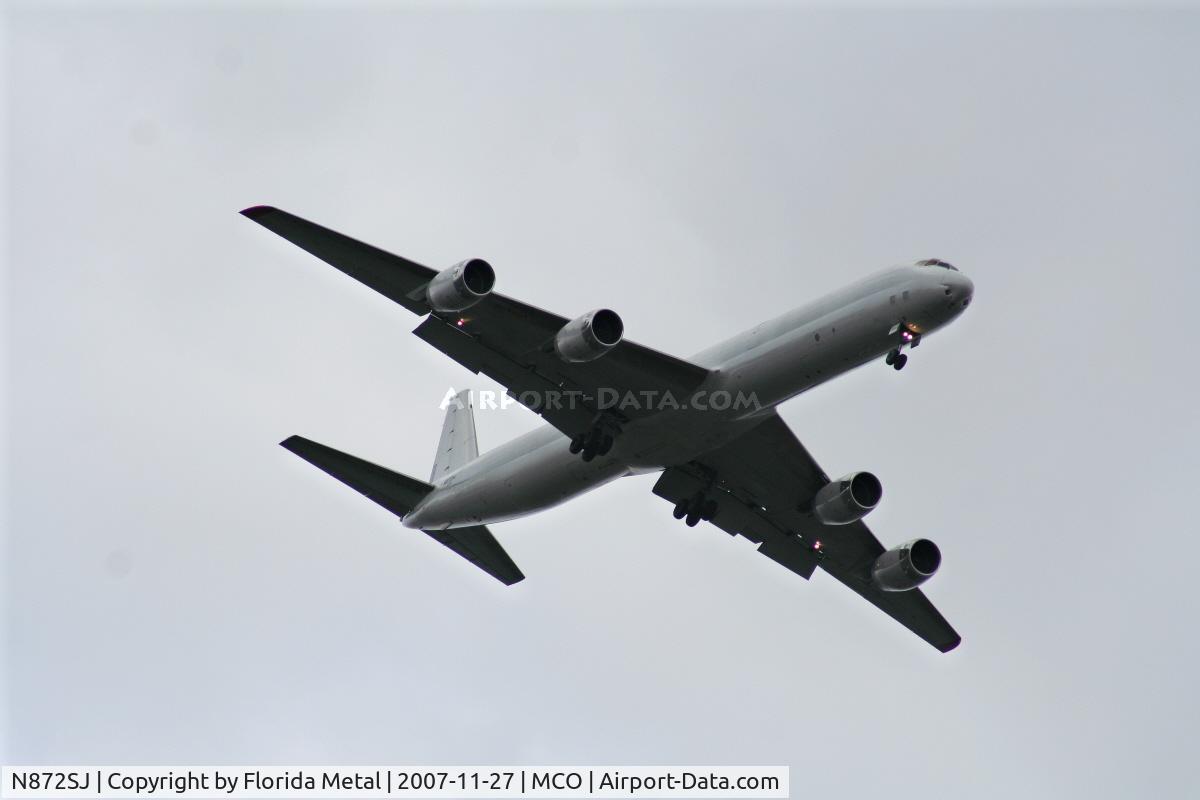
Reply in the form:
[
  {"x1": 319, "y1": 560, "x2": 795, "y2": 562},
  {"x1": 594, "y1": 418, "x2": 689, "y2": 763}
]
[{"x1": 2, "y1": 767, "x2": 788, "y2": 799}]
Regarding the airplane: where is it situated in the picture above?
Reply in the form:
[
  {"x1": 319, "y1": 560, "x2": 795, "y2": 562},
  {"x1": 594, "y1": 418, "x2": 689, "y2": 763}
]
[{"x1": 242, "y1": 206, "x2": 974, "y2": 652}]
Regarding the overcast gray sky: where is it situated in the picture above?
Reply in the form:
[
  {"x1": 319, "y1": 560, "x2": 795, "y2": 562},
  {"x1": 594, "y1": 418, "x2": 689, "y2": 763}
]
[{"x1": 4, "y1": 3, "x2": 1200, "y2": 797}]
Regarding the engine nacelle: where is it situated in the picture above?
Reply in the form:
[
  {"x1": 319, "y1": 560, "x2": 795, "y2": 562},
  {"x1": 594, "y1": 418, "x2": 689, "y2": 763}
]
[
  {"x1": 871, "y1": 538, "x2": 942, "y2": 592},
  {"x1": 425, "y1": 259, "x2": 495, "y2": 312},
  {"x1": 811, "y1": 471, "x2": 882, "y2": 525},
  {"x1": 554, "y1": 309, "x2": 624, "y2": 362}
]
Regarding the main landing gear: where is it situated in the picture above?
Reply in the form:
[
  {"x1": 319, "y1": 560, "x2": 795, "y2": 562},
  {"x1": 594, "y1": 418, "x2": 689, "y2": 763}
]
[
  {"x1": 672, "y1": 492, "x2": 719, "y2": 527},
  {"x1": 885, "y1": 328, "x2": 921, "y2": 371},
  {"x1": 568, "y1": 427, "x2": 615, "y2": 462},
  {"x1": 570, "y1": 414, "x2": 624, "y2": 462}
]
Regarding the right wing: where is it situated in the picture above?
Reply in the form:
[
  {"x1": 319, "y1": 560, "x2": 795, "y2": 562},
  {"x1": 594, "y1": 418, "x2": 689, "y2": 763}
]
[
  {"x1": 652, "y1": 413, "x2": 960, "y2": 652},
  {"x1": 242, "y1": 206, "x2": 709, "y2": 439}
]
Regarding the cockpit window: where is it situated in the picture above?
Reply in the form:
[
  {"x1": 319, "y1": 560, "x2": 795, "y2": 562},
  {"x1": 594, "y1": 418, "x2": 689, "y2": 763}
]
[{"x1": 916, "y1": 258, "x2": 958, "y2": 271}]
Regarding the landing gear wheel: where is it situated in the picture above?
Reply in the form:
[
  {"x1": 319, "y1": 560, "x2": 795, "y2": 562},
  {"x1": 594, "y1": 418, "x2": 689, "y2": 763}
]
[
  {"x1": 893, "y1": 353, "x2": 908, "y2": 371},
  {"x1": 685, "y1": 510, "x2": 702, "y2": 527},
  {"x1": 573, "y1": 421, "x2": 621, "y2": 461},
  {"x1": 885, "y1": 349, "x2": 897, "y2": 365},
  {"x1": 673, "y1": 501, "x2": 688, "y2": 519},
  {"x1": 701, "y1": 499, "x2": 719, "y2": 521}
]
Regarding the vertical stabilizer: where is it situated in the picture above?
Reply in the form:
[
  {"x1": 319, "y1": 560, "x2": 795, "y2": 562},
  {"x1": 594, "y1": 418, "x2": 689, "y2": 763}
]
[{"x1": 430, "y1": 389, "x2": 479, "y2": 481}]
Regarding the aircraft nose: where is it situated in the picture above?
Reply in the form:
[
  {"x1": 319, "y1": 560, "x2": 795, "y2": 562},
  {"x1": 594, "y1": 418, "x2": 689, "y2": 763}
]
[
  {"x1": 956, "y1": 273, "x2": 974, "y2": 308},
  {"x1": 943, "y1": 272, "x2": 973, "y2": 310}
]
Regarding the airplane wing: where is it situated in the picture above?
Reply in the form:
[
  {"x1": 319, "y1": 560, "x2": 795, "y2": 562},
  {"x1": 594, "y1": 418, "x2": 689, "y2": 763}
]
[
  {"x1": 242, "y1": 206, "x2": 709, "y2": 439},
  {"x1": 651, "y1": 413, "x2": 961, "y2": 652}
]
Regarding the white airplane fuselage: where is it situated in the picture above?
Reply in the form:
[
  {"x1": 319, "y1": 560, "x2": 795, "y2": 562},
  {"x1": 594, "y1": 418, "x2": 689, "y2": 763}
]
[{"x1": 403, "y1": 263, "x2": 974, "y2": 530}]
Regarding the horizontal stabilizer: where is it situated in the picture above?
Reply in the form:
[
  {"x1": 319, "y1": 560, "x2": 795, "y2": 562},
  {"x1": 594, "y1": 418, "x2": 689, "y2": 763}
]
[
  {"x1": 282, "y1": 435, "x2": 432, "y2": 517},
  {"x1": 425, "y1": 526, "x2": 524, "y2": 586},
  {"x1": 281, "y1": 435, "x2": 524, "y2": 585}
]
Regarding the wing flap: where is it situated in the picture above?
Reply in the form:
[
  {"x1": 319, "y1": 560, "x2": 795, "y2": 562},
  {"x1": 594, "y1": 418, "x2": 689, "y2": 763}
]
[
  {"x1": 652, "y1": 466, "x2": 819, "y2": 580},
  {"x1": 413, "y1": 314, "x2": 710, "y2": 439},
  {"x1": 412, "y1": 316, "x2": 596, "y2": 435}
]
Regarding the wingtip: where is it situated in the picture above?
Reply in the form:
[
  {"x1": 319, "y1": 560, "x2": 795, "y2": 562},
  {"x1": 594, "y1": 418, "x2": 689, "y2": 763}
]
[
  {"x1": 240, "y1": 205, "x2": 276, "y2": 220},
  {"x1": 279, "y1": 434, "x2": 307, "y2": 452},
  {"x1": 939, "y1": 635, "x2": 963, "y2": 653}
]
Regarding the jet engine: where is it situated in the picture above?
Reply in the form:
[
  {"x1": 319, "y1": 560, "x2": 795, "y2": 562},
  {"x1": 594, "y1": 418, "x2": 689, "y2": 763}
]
[
  {"x1": 811, "y1": 471, "x2": 882, "y2": 525},
  {"x1": 425, "y1": 259, "x2": 495, "y2": 312},
  {"x1": 871, "y1": 538, "x2": 942, "y2": 592},
  {"x1": 554, "y1": 309, "x2": 624, "y2": 362}
]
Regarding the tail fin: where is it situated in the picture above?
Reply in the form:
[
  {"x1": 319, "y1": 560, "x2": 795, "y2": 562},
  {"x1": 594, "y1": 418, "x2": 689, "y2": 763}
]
[
  {"x1": 281, "y1": 435, "x2": 524, "y2": 585},
  {"x1": 430, "y1": 389, "x2": 479, "y2": 482}
]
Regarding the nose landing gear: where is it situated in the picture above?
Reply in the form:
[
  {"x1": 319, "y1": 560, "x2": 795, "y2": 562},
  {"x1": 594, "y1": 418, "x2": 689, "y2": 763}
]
[{"x1": 885, "y1": 327, "x2": 921, "y2": 371}]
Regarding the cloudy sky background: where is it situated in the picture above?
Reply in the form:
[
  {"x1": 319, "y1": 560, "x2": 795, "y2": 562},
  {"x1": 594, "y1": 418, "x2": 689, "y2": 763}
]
[{"x1": 5, "y1": 3, "x2": 1199, "y2": 797}]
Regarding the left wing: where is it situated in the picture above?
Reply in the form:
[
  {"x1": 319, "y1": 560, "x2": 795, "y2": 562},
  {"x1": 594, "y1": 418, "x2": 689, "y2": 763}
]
[
  {"x1": 241, "y1": 206, "x2": 709, "y2": 439},
  {"x1": 652, "y1": 413, "x2": 961, "y2": 652}
]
